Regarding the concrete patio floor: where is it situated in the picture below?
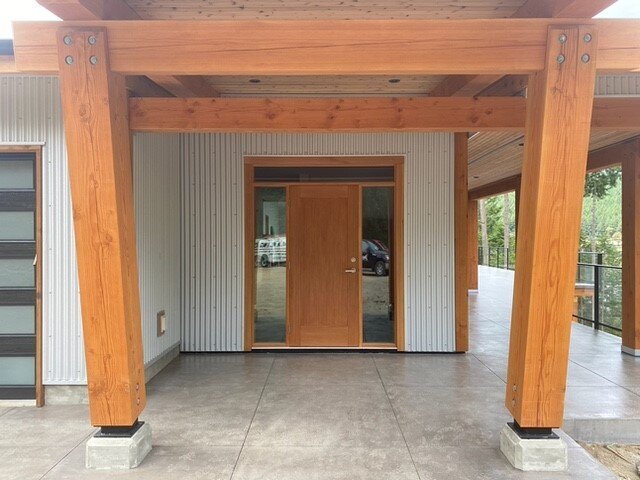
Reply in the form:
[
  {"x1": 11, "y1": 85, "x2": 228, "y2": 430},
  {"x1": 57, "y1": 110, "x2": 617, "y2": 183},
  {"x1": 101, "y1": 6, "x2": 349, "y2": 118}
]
[{"x1": 3, "y1": 266, "x2": 640, "y2": 479}]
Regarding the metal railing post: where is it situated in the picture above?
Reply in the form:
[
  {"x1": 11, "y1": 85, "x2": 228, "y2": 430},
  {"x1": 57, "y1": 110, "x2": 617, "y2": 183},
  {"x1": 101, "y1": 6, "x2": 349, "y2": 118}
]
[{"x1": 594, "y1": 253, "x2": 603, "y2": 332}]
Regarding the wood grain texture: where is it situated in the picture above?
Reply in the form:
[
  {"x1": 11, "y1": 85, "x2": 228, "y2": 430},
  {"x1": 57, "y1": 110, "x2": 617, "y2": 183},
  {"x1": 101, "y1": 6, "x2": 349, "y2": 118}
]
[
  {"x1": 469, "y1": 130, "x2": 640, "y2": 190},
  {"x1": 12, "y1": 19, "x2": 640, "y2": 75},
  {"x1": 288, "y1": 185, "x2": 360, "y2": 347},
  {"x1": 57, "y1": 28, "x2": 145, "y2": 426},
  {"x1": 429, "y1": 0, "x2": 615, "y2": 98},
  {"x1": 454, "y1": 133, "x2": 469, "y2": 352},
  {"x1": 125, "y1": 0, "x2": 527, "y2": 20},
  {"x1": 129, "y1": 96, "x2": 640, "y2": 133},
  {"x1": 468, "y1": 200, "x2": 479, "y2": 291},
  {"x1": 622, "y1": 138, "x2": 640, "y2": 352},
  {"x1": 130, "y1": 97, "x2": 526, "y2": 133},
  {"x1": 393, "y1": 162, "x2": 405, "y2": 351},
  {"x1": 469, "y1": 175, "x2": 522, "y2": 200},
  {"x1": 506, "y1": 25, "x2": 598, "y2": 428},
  {"x1": 37, "y1": 0, "x2": 216, "y2": 97}
]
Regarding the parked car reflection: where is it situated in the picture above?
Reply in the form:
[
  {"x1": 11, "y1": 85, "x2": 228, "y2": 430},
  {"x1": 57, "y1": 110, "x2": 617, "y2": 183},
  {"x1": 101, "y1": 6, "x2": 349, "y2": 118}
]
[{"x1": 362, "y1": 239, "x2": 390, "y2": 276}]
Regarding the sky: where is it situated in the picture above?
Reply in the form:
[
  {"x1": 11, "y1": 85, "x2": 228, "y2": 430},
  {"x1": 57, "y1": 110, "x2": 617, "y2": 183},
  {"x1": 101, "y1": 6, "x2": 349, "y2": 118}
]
[{"x1": 0, "y1": 0, "x2": 639, "y2": 39}]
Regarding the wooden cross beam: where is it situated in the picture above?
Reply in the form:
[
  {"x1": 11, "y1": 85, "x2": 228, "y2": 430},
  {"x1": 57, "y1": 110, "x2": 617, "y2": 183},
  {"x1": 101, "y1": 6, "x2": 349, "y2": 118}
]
[
  {"x1": 12, "y1": 19, "x2": 640, "y2": 75},
  {"x1": 128, "y1": 97, "x2": 640, "y2": 133}
]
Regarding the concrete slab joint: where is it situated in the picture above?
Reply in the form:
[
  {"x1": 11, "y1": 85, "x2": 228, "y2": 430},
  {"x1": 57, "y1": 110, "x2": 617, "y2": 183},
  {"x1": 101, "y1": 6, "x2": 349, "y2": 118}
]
[
  {"x1": 86, "y1": 422, "x2": 152, "y2": 469},
  {"x1": 500, "y1": 423, "x2": 568, "y2": 472}
]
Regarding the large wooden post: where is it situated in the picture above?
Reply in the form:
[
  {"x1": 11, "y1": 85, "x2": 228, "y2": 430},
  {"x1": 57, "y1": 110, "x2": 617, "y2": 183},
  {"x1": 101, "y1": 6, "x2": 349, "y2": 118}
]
[
  {"x1": 468, "y1": 199, "x2": 479, "y2": 291},
  {"x1": 506, "y1": 25, "x2": 597, "y2": 428},
  {"x1": 455, "y1": 132, "x2": 469, "y2": 351},
  {"x1": 622, "y1": 138, "x2": 640, "y2": 356},
  {"x1": 57, "y1": 28, "x2": 146, "y2": 426}
]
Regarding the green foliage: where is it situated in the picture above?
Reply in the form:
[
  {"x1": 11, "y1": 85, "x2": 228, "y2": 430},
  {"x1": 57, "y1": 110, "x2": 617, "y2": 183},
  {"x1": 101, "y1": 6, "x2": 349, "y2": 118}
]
[{"x1": 584, "y1": 167, "x2": 621, "y2": 199}]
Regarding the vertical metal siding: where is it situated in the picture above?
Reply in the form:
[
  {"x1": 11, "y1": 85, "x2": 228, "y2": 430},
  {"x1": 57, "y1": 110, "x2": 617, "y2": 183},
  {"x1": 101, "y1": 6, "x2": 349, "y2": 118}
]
[
  {"x1": 134, "y1": 134, "x2": 182, "y2": 364},
  {"x1": 595, "y1": 74, "x2": 640, "y2": 96},
  {"x1": 1, "y1": 76, "x2": 182, "y2": 383},
  {"x1": 181, "y1": 133, "x2": 455, "y2": 352}
]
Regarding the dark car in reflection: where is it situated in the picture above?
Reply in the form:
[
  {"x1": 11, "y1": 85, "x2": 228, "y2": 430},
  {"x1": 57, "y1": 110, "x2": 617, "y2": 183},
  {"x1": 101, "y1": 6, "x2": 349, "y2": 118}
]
[{"x1": 362, "y1": 239, "x2": 390, "y2": 276}]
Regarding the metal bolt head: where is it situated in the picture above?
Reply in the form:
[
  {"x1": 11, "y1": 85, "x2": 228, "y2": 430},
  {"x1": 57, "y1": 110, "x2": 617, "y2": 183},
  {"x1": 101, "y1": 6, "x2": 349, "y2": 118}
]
[
  {"x1": 63, "y1": 35, "x2": 73, "y2": 45},
  {"x1": 88, "y1": 35, "x2": 97, "y2": 45},
  {"x1": 581, "y1": 53, "x2": 591, "y2": 63},
  {"x1": 558, "y1": 34, "x2": 567, "y2": 44},
  {"x1": 89, "y1": 55, "x2": 98, "y2": 65},
  {"x1": 556, "y1": 54, "x2": 566, "y2": 64},
  {"x1": 583, "y1": 33, "x2": 592, "y2": 43},
  {"x1": 64, "y1": 55, "x2": 74, "y2": 65}
]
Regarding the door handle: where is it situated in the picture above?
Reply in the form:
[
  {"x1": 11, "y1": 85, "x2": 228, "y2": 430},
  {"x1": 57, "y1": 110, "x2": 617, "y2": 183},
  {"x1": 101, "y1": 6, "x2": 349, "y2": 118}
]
[{"x1": 344, "y1": 268, "x2": 357, "y2": 273}]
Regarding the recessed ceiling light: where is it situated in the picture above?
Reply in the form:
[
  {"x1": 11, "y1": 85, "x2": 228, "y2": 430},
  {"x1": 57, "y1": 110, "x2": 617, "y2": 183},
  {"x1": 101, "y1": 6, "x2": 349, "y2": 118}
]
[
  {"x1": 388, "y1": 78, "x2": 401, "y2": 84},
  {"x1": 249, "y1": 79, "x2": 261, "y2": 84}
]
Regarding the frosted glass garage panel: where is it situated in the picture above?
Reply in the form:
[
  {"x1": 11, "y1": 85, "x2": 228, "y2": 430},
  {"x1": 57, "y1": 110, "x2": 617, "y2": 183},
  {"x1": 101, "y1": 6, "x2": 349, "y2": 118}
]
[
  {"x1": 0, "y1": 259, "x2": 35, "y2": 287},
  {"x1": 0, "y1": 306, "x2": 35, "y2": 334},
  {"x1": 0, "y1": 212, "x2": 34, "y2": 240},
  {"x1": 0, "y1": 160, "x2": 33, "y2": 189},
  {"x1": 0, "y1": 357, "x2": 35, "y2": 385}
]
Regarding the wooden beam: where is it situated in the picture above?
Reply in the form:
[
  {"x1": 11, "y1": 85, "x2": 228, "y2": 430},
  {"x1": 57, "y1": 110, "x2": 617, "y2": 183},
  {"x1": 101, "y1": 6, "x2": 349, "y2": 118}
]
[
  {"x1": 129, "y1": 97, "x2": 640, "y2": 133},
  {"x1": 37, "y1": 0, "x2": 139, "y2": 20},
  {"x1": 506, "y1": 25, "x2": 598, "y2": 428},
  {"x1": 587, "y1": 137, "x2": 640, "y2": 172},
  {"x1": 455, "y1": 132, "x2": 469, "y2": 352},
  {"x1": 125, "y1": 76, "x2": 171, "y2": 97},
  {"x1": 468, "y1": 199, "x2": 479, "y2": 291},
  {"x1": 57, "y1": 27, "x2": 145, "y2": 426},
  {"x1": 431, "y1": 0, "x2": 616, "y2": 97},
  {"x1": 36, "y1": 0, "x2": 218, "y2": 97},
  {"x1": 12, "y1": 19, "x2": 640, "y2": 75},
  {"x1": 477, "y1": 75, "x2": 529, "y2": 97},
  {"x1": 622, "y1": 137, "x2": 640, "y2": 355},
  {"x1": 0, "y1": 55, "x2": 17, "y2": 73},
  {"x1": 130, "y1": 97, "x2": 526, "y2": 133},
  {"x1": 468, "y1": 175, "x2": 522, "y2": 200},
  {"x1": 513, "y1": 0, "x2": 617, "y2": 19}
]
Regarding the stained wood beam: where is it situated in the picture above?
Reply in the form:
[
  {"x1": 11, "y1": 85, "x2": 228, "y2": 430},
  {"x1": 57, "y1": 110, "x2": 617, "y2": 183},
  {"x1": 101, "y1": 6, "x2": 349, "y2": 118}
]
[
  {"x1": 431, "y1": 0, "x2": 616, "y2": 97},
  {"x1": 36, "y1": 0, "x2": 218, "y2": 97},
  {"x1": 468, "y1": 175, "x2": 522, "y2": 201},
  {"x1": 455, "y1": 133, "x2": 469, "y2": 352},
  {"x1": 621, "y1": 138, "x2": 640, "y2": 356},
  {"x1": 506, "y1": 25, "x2": 598, "y2": 428},
  {"x1": 129, "y1": 97, "x2": 640, "y2": 133},
  {"x1": 0, "y1": 55, "x2": 17, "y2": 73},
  {"x1": 57, "y1": 27, "x2": 145, "y2": 426},
  {"x1": 587, "y1": 137, "x2": 640, "y2": 172},
  {"x1": 130, "y1": 97, "x2": 526, "y2": 133},
  {"x1": 12, "y1": 19, "x2": 640, "y2": 75},
  {"x1": 468, "y1": 199, "x2": 479, "y2": 291}
]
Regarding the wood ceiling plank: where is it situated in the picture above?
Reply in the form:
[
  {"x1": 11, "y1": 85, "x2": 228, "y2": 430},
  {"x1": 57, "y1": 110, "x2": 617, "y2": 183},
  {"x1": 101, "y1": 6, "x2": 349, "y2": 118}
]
[{"x1": 12, "y1": 19, "x2": 640, "y2": 75}]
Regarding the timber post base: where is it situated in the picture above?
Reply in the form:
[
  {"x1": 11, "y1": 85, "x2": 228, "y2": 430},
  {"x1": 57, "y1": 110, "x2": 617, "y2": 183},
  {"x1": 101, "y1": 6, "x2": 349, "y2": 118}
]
[
  {"x1": 622, "y1": 346, "x2": 640, "y2": 357},
  {"x1": 86, "y1": 421, "x2": 152, "y2": 469},
  {"x1": 500, "y1": 422, "x2": 568, "y2": 472}
]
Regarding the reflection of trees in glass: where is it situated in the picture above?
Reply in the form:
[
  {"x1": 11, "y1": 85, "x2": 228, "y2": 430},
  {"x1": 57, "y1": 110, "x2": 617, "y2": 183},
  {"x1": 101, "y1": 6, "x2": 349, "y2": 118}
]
[{"x1": 255, "y1": 188, "x2": 286, "y2": 237}]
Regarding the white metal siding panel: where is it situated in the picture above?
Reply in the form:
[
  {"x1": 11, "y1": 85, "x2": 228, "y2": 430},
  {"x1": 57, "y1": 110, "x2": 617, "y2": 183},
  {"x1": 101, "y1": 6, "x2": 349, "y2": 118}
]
[
  {"x1": 134, "y1": 134, "x2": 182, "y2": 364},
  {"x1": 1, "y1": 76, "x2": 182, "y2": 383},
  {"x1": 181, "y1": 133, "x2": 455, "y2": 352},
  {"x1": 595, "y1": 74, "x2": 640, "y2": 96}
]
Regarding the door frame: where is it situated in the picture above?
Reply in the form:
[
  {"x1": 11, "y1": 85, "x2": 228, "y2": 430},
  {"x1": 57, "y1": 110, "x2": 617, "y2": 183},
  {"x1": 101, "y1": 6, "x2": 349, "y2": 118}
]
[
  {"x1": 0, "y1": 145, "x2": 43, "y2": 406},
  {"x1": 244, "y1": 155, "x2": 404, "y2": 351}
]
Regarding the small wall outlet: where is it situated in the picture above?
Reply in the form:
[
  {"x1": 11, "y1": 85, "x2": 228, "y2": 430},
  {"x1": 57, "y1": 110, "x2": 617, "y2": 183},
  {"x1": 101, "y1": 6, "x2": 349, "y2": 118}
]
[{"x1": 157, "y1": 310, "x2": 166, "y2": 337}]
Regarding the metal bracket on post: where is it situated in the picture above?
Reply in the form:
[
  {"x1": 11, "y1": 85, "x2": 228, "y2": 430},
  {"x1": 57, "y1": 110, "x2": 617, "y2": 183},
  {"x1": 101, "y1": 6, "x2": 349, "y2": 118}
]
[
  {"x1": 507, "y1": 421, "x2": 559, "y2": 440},
  {"x1": 95, "y1": 419, "x2": 145, "y2": 438}
]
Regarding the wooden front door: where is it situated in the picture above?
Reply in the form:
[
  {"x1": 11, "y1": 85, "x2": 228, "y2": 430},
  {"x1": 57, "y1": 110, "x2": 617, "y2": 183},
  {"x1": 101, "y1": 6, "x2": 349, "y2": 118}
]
[{"x1": 288, "y1": 185, "x2": 360, "y2": 346}]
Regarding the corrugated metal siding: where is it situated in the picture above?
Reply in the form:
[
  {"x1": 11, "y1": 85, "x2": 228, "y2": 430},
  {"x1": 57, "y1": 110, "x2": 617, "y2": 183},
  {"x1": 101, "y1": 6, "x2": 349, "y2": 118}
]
[
  {"x1": 0, "y1": 76, "x2": 182, "y2": 384},
  {"x1": 134, "y1": 134, "x2": 182, "y2": 364},
  {"x1": 595, "y1": 74, "x2": 640, "y2": 96},
  {"x1": 0, "y1": 76, "x2": 84, "y2": 384},
  {"x1": 181, "y1": 133, "x2": 455, "y2": 352}
]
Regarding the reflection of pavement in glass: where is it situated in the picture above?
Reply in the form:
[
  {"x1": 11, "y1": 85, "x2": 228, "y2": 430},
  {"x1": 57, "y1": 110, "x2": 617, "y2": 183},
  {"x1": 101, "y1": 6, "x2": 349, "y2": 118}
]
[
  {"x1": 255, "y1": 266, "x2": 287, "y2": 343},
  {"x1": 254, "y1": 266, "x2": 394, "y2": 344}
]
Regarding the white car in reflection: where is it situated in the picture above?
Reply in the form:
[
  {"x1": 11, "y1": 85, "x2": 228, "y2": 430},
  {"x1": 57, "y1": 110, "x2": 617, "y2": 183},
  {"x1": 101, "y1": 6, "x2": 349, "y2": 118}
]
[{"x1": 255, "y1": 236, "x2": 287, "y2": 267}]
